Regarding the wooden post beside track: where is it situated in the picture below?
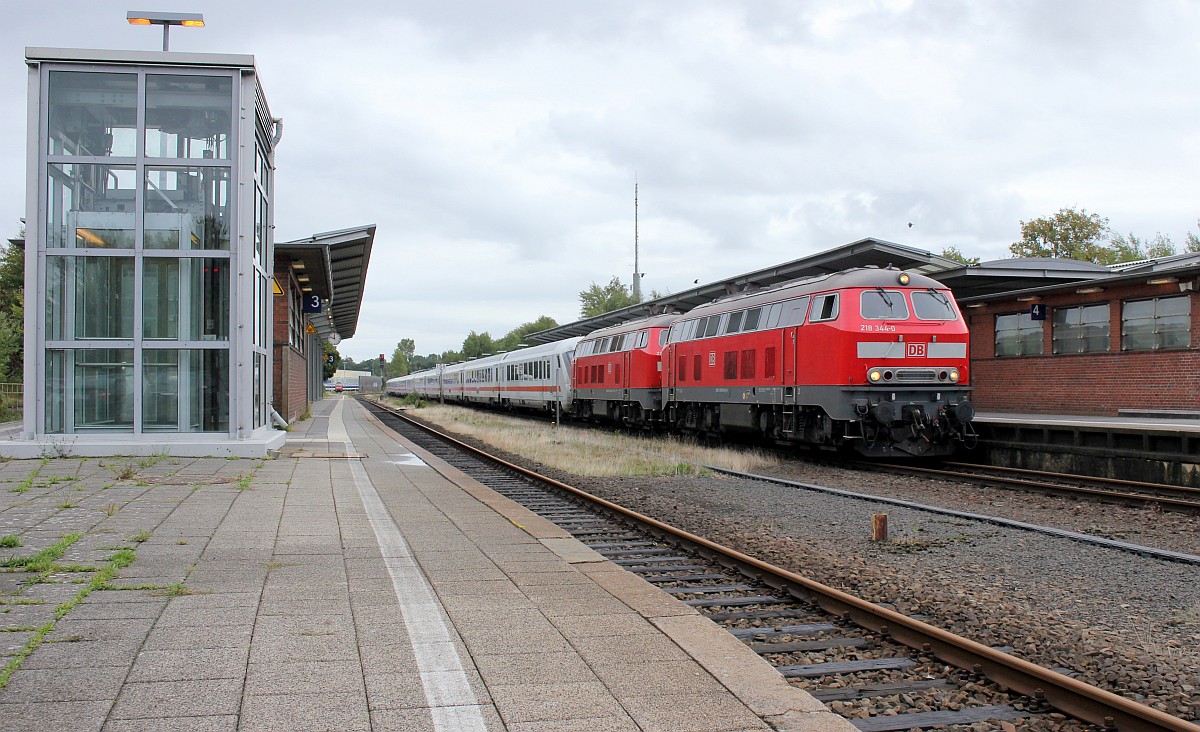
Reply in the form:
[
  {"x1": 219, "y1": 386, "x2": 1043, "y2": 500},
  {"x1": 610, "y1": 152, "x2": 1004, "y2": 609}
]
[{"x1": 871, "y1": 513, "x2": 888, "y2": 542}]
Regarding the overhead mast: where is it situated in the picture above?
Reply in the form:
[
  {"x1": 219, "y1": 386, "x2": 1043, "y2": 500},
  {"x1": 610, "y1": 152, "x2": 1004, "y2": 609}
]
[{"x1": 633, "y1": 173, "x2": 641, "y2": 301}]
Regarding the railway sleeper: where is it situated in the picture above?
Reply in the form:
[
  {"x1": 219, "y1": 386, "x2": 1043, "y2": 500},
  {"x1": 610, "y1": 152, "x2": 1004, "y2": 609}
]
[
  {"x1": 849, "y1": 704, "x2": 1030, "y2": 732},
  {"x1": 808, "y1": 679, "x2": 953, "y2": 702},
  {"x1": 684, "y1": 595, "x2": 788, "y2": 608},
  {"x1": 751, "y1": 637, "x2": 871, "y2": 654}
]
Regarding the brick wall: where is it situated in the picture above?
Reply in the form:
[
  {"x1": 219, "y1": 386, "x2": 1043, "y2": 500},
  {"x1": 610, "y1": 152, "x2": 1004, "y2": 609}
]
[
  {"x1": 271, "y1": 261, "x2": 312, "y2": 424},
  {"x1": 967, "y1": 281, "x2": 1199, "y2": 415}
]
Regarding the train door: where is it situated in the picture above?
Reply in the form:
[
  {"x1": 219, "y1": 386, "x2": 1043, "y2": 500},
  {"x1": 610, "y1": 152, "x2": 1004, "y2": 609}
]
[
  {"x1": 622, "y1": 349, "x2": 631, "y2": 400},
  {"x1": 783, "y1": 328, "x2": 797, "y2": 385}
]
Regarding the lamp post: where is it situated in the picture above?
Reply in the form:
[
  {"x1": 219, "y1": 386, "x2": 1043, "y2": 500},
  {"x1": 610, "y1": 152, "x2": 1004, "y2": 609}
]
[{"x1": 126, "y1": 11, "x2": 205, "y2": 51}]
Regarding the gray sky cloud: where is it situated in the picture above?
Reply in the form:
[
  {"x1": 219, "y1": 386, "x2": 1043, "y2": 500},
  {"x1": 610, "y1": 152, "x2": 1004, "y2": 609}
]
[{"x1": 4, "y1": 1, "x2": 1199, "y2": 360}]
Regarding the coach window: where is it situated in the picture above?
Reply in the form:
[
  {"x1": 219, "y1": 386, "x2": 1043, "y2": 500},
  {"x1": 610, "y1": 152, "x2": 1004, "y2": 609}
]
[
  {"x1": 861, "y1": 290, "x2": 908, "y2": 320},
  {"x1": 995, "y1": 313, "x2": 1043, "y2": 357},
  {"x1": 1122, "y1": 296, "x2": 1190, "y2": 351},
  {"x1": 810, "y1": 294, "x2": 839, "y2": 323},
  {"x1": 724, "y1": 311, "x2": 744, "y2": 334},
  {"x1": 705, "y1": 316, "x2": 722, "y2": 338},
  {"x1": 780, "y1": 296, "x2": 812, "y2": 327},
  {"x1": 1053, "y1": 304, "x2": 1110, "y2": 354},
  {"x1": 743, "y1": 307, "x2": 762, "y2": 331}
]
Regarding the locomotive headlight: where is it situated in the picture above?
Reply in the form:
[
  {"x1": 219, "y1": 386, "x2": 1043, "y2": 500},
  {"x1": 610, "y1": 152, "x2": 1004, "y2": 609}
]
[
  {"x1": 868, "y1": 369, "x2": 883, "y2": 383},
  {"x1": 897, "y1": 272, "x2": 911, "y2": 285},
  {"x1": 949, "y1": 369, "x2": 960, "y2": 382}
]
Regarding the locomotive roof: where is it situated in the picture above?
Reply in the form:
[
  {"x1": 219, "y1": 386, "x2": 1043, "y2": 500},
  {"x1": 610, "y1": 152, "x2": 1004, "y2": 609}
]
[
  {"x1": 678, "y1": 266, "x2": 949, "y2": 318},
  {"x1": 579, "y1": 312, "x2": 682, "y2": 342}
]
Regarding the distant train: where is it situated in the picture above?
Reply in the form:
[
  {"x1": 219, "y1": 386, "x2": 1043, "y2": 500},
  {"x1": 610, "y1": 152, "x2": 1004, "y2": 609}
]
[{"x1": 387, "y1": 266, "x2": 976, "y2": 457}]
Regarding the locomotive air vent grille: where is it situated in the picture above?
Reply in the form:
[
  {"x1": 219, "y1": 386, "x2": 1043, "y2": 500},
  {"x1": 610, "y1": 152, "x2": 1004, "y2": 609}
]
[{"x1": 894, "y1": 368, "x2": 938, "y2": 383}]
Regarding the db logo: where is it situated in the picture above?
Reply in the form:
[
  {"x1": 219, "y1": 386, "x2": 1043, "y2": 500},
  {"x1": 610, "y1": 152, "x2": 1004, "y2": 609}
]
[
  {"x1": 906, "y1": 343, "x2": 927, "y2": 358},
  {"x1": 708, "y1": 352, "x2": 717, "y2": 367}
]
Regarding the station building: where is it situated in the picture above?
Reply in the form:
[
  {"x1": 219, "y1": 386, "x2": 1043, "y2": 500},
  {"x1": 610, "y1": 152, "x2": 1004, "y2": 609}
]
[{"x1": 6, "y1": 47, "x2": 372, "y2": 458}]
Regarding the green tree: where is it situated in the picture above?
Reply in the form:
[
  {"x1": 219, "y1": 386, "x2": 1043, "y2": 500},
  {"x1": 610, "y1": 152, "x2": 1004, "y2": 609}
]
[
  {"x1": 1108, "y1": 232, "x2": 1177, "y2": 262},
  {"x1": 0, "y1": 236, "x2": 25, "y2": 381},
  {"x1": 389, "y1": 338, "x2": 415, "y2": 377},
  {"x1": 941, "y1": 246, "x2": 980, "y2": 266},
  {"x1": 579, "y1": 276, "x2": 639, "y2": 318},
  {"x1": 1185, "y1": 219, "x2": 1200, "y2": 253},
  {"x1": 1010, "y1": 207, "x2": 1111, "y2": 262},
  {"x1": 496, "y1": 316, "x2": 559, "y2": 352},
  {"x1": 460, "y1": 331, "x2": 495, "y2": 360}
]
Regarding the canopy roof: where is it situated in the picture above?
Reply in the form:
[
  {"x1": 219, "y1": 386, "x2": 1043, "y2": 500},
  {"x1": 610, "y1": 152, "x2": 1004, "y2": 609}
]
[{"x1": 276, "y1": 225, "x2": 376, "y2": 340}]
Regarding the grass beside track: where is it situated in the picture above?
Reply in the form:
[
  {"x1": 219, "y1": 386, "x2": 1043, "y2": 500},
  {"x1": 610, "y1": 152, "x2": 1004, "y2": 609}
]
[{"x1": 385, "y1": 401, "x2": 781, "y2": 477}]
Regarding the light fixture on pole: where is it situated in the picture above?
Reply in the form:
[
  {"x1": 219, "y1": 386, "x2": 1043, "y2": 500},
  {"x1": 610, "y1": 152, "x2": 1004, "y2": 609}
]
[{"x1": 126, "y1": 11, "x2": 205, "y2": 51}]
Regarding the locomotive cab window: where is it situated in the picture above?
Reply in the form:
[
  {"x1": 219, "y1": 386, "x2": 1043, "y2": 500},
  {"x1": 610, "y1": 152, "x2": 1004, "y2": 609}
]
[
  {"x1": 780, "y1": 296, "x2": 811, "y2": 327},
  {"x1": 861, "y1": 290, "x2": 909, "y2": 320},
  {"x1": 723, "y1": 311, "x2": 744, "y2": 334},
  {"x1": 912, "y1": 290, "x2": 956, "y2": 320},
  {"x1": 809, "y1": 293, "x2": 839, "y2": 323},
  {"x1": 743, "y1": 307, "x2": 762, "y2": 331}
]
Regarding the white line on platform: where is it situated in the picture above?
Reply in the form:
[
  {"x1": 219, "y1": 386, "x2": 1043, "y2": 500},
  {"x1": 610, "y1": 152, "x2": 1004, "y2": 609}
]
[{"x1": 330, "y1": 400, "x2": 489, "y2": 732}]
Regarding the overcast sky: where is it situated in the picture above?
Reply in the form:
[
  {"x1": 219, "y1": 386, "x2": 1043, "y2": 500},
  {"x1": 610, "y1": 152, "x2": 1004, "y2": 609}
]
[{"x1": 6, "y1": 1, "x2": 1199, "y2": 360}]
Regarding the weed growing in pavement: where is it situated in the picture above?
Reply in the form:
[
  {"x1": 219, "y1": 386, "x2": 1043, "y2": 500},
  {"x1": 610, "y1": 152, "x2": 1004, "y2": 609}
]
[
  {"x1": 409, "y1": 404, "x2": 780, "y2": 477},
  {"x1": 101, "y1": 504, "x2": 119, "y2": 517},
  {"x1": 0, "y1": 545, "x2": 139, "y2": 690},
  {"x1": 149, "y1": 583, "x2": 196, "y2": 597},
  {"x1": 0, "y1": 535, "x2": 21, "y2": 549},
  {"x1": 128, "y1": 530, "x2": 151, "y2": 543},
  {"x1": 0, "y1": 533, "x2": 83, "y2": 573},
  {"x1": 57, "y1": 502, "x2": 77, "y2": 510},
  {"x1": 235, "y1": 473, "x2": 253, "y2": 490},
  {"x1": 111, "y1": 463, "x2": 138, "y2": 481}
]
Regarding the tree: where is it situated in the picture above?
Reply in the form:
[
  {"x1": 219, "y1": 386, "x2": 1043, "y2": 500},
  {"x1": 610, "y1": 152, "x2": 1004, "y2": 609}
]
[
  {"x1": 579, "y1": 276, "x2": 639, "y2": 318},
  {"x1": 1186, "y1": 219, "x2": 1200, "y2": 253},
  {"x1": 460, "y1": 331, "x2": 495, "y2": 360},
  {"x1": 0, "y1": 236, "x2": 25, "y2": 381},
  {"x1": 1108, "y1": 232, "x2": 1177, "y2": 262},
  {"x1": 389, "y1": 338, "x2": 415, "y2": 377},
  {"x1": 496, "y1": 316, "x2": 558, "y2": 352},
  {"x1": 1010, "y1": 207, "x2": 1111, "y2": 262},
  {"x1": 941, "y1": 246, "x2": 980, "y2": 266}
]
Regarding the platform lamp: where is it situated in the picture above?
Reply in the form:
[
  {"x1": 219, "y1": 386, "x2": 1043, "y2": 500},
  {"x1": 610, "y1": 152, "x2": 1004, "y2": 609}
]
[{"x1": 126, "y1": 11, "x2": 205, "y2": 51}]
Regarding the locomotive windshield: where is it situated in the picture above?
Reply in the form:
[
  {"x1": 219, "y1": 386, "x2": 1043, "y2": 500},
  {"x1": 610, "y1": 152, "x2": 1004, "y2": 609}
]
[
  {"x1": 861, "y1": 289, "x2": 909, "y2": 320},
  {"x1": 912, "y1": 289, "x2": 957, "y2": 320}
]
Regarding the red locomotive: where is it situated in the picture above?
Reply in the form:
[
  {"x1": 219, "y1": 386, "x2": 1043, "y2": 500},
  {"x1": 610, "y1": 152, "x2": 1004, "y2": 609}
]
[
  {"x1": 661, "y1": 266, "x2": 974, "y2": 456},
  {"x1": 571, "y1": 313, "x2": 681, "y2": 424}
]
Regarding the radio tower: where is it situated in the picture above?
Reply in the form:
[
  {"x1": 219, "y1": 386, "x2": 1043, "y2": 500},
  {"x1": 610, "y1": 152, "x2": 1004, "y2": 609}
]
[{"x1": 632, "y1": 174, "x2": 641, "y2": 301}]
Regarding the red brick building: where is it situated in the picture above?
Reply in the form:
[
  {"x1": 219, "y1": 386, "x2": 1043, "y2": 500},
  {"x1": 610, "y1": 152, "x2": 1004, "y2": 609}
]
[
  {"x1": 959, "y1": 263, "x2": 1200, "y2": 416},
  {"x1": 273, "y1": 226, "x2": 375, "y2": 424}
]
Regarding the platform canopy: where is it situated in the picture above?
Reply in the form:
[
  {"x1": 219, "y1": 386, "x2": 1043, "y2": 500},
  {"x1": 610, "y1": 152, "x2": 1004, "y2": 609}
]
[{"x1": 277, "y1": 225, "x2": 376, "y2": 340}]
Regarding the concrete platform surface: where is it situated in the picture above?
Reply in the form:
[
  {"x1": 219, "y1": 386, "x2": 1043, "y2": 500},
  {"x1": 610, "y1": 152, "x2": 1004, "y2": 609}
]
[{"x1": 0, "y1": 396, "x2": 852, "y2": 732}]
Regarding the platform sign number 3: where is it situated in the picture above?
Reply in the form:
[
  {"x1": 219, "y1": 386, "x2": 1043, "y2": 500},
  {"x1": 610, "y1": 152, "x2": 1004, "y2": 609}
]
[{"x1": 303, "y1": 294, "x2": 323, "y2": 314}]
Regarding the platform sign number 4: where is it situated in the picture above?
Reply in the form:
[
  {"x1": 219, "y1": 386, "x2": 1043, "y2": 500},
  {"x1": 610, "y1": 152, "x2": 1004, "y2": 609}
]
[{"x1": 1030, "y1": 303, "x2": 1047, "y2": 321}]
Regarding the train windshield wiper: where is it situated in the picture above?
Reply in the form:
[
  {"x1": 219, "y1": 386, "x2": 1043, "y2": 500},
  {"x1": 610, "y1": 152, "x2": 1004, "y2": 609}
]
[
  {"x1": 875, "y1": 287, "x2": 894, "y2": 309},
  {"x1": 928, "y1": 287, "x2": 950, "y2": 305}
]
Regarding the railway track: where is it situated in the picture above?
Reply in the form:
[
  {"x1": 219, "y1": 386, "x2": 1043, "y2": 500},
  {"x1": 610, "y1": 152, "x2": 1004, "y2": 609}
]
[
  {"x1": 362, "y1": 399, "x2": 1199, "y2": 732},
  {"x1": 860, "y1": 461, "x2": 1200, "y2": 514}
]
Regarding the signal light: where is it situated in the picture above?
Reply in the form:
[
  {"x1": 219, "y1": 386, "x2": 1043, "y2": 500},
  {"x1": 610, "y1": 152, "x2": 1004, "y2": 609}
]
[{"x1": 897, "y1": 272, "x2": 911, "y2": 285}]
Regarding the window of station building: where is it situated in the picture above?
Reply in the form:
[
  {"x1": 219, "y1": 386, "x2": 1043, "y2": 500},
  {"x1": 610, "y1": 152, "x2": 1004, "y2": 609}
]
[
  {"x1": 74, "y1": 348, "x2": 134, "y2": 430},
  {"x1": 1122, "y1": 296, "x2": 1191, "y2": 351},
  {"x1": 144, "y1": 167, "x2": 231, "y2": 250},
  {"x1": 1052, "y1": 304, "x2": 1110, "y2": 354},
  {"x1": 145, "y1": 75, "x2": 232, "y2": 159},
  {"x1": 46, "y1": 163, "x2": 137, "y2": 249},
  {"x1": 860, "y1": 290, "x2": 909, "y2": 320},
  {"x1": 912, "y1": 290, "x2": 957, "y2": 320},
  {"x1": 810, "y1": 293, "x2": 839, "y2": 322},
  {"x1": 74, "y1": 256, "x2": 135, "y2": 340},
  {"x1": 47, "y1": 71, "x2": 138, "y2": 157},
  {"x1": 139, "y1": 257, "x2": 229, "y2": 342},
  {"x1": 995, "y1": 312, "x2": 1043, "y2": 357}
]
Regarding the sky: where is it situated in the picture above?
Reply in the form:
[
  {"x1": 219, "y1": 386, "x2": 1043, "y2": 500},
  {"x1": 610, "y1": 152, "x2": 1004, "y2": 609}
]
[{"x1": 5, "y1": 1, "x2": 1200, "y2": 360}]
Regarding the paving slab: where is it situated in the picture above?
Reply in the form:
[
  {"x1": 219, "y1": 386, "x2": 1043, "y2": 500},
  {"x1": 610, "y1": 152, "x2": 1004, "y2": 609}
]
[{"x1": 0, "y1": 396, "x2": 852, "y2": 732}]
